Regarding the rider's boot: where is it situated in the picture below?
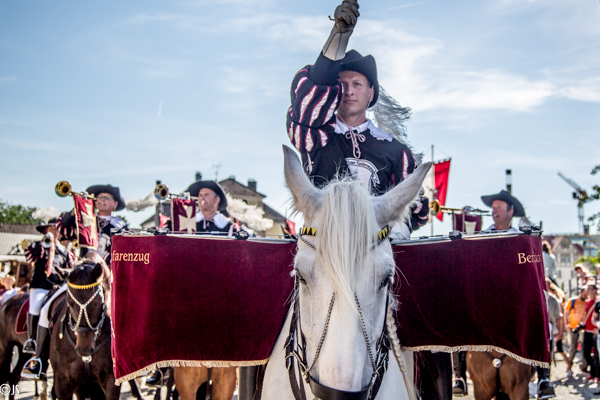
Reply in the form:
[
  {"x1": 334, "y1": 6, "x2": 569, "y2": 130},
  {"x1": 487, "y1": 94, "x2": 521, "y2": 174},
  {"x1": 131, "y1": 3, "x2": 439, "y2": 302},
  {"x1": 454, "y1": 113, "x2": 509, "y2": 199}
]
[
  {"x1": 537, "y1": 367, "x2": 555, "y2": 399},
  {"x1": 21, "y1": 326, "x2": 50, "y2": 379},
  {"x1": 23, "y1": 314, "x2": 39, "y2": 354},
  {"x1": 146, "y1": 368, "x2": 170, "y2": 387},
  {"x1": 452, "y1": 378, "x2": 467, "y2": 396}
]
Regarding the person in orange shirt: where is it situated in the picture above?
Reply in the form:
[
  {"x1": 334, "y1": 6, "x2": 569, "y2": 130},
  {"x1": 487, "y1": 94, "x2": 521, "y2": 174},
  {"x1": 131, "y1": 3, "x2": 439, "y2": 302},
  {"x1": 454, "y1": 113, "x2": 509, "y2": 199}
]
[{"x1": 565, "y1": 287, "x2": 589, "y2": 377}]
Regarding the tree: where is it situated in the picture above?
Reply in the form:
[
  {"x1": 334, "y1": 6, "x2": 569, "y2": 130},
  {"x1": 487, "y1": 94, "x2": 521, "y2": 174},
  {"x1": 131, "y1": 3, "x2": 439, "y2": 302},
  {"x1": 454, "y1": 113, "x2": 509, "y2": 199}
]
[
  {"x1": 0, "y1": 199, "x2": 41, "y2": 224},
  {"x1": 584, "y1": 165, "x2": 600, "y2": 232}
]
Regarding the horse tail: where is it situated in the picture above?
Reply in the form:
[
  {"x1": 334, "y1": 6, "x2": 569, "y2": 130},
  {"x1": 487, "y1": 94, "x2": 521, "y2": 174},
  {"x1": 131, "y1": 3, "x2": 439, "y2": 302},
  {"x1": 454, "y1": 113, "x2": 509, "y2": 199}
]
[{"x1": 386, "y1": 302, "x2": 419, "y2": 400}]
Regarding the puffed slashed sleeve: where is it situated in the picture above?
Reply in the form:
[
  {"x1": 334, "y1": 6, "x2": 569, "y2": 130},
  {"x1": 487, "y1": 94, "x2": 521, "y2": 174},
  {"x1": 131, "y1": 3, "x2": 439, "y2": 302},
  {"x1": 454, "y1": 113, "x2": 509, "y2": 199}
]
[
  {"x1": 286, "y1": 61, "x2": 342, "y2": 153},
  {"x1": 393, "y1": 148, "x2": 430, "y2": 232}
]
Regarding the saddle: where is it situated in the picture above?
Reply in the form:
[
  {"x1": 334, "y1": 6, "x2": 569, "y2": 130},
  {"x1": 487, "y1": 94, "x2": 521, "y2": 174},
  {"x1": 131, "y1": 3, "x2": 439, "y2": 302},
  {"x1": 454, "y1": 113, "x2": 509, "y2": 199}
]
[{"x1": 15, "y1": 287, "x2": 66, "y2": 335}]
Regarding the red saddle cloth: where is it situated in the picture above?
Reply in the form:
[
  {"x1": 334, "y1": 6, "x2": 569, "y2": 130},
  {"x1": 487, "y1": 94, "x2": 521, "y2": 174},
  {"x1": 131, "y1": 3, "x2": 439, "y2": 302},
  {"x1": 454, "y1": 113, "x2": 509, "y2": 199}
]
[
  {"x1": 16, "y1": 298, "x2": 29, "y2": 334},
  {"x1": 110, "y1": 232, "x2": 549, "y2": 384}
]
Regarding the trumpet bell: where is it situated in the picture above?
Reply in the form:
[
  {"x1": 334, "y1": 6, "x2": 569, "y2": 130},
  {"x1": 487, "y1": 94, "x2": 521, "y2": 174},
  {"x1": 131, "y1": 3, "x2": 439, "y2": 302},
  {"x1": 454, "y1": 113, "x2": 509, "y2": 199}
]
[
  {"x1": 430, "y1": 199, "x2": 441, "y2": 216},
  {"x1": 154, "y1": 184, "x2": 169, "y2": 201},
  {"x1": 55, "y1": 181, "x2": 72, "y2": 198}
]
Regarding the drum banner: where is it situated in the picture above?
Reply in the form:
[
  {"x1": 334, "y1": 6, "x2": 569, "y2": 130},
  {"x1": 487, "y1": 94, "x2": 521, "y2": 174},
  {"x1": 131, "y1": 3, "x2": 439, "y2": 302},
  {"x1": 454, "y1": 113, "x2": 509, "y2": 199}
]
[
  {"x1": 110, "y1": 233, "x2": 549, "y2": 384},
  {"x1": 170, "y1": 198, "x2": 196, "y2": 233},
  {"x1": 393, "y1": 233, "x2": 550, "y2": 368},
  {"x1": 73, "y1": 194, "x2": 98, "y2": 249},
  {"x1": 110, "y1": 234, "x2": 295, "y2": 384}
]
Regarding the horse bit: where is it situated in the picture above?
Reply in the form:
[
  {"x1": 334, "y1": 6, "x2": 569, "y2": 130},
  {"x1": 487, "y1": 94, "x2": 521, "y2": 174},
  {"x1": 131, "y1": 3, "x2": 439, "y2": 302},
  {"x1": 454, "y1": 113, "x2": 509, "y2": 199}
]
[
  {"x1": 66, "y1": 279, "x2": 107, "y2": 363},
  {"x1": 285, "y1": 226, "x2": 392, "y2": 400}
]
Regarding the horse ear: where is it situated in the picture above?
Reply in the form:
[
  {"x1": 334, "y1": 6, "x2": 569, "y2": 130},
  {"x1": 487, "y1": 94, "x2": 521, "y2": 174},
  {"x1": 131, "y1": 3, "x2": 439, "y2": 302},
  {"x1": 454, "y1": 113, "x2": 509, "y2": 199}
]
[
  {"x1": 92, "y1": 263, "x2": 103, "y2": 282},
  {"x1": 282, "y1": 145, "x2": 323, "y2": 218},
  {"x1": 373, "y1": 162, "x2": 432, "y2": 226}
]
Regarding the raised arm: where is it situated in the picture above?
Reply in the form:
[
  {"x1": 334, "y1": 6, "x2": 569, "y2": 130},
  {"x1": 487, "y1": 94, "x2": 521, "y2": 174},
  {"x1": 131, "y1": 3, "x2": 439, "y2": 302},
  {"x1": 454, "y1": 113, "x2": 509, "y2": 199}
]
[{"x1": 287, "y1": 0, "x2": 361, "y2": 153}]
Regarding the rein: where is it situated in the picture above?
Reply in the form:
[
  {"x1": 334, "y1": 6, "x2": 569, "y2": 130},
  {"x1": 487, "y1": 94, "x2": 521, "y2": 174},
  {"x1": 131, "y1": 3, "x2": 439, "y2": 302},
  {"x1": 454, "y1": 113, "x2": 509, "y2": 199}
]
[{"x1": 286, "y1": 226, "x2": 392, "y2": 400}]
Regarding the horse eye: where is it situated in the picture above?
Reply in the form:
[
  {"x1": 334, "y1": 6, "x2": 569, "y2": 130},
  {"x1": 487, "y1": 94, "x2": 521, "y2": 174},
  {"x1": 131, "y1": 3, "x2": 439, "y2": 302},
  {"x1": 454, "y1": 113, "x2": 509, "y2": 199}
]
[
  {"x1": 295, "y1": 269, "x2": 307, "y2": 285},
  {"x1": 379, "y1": 274, "x2": 393, "y2": 290}
]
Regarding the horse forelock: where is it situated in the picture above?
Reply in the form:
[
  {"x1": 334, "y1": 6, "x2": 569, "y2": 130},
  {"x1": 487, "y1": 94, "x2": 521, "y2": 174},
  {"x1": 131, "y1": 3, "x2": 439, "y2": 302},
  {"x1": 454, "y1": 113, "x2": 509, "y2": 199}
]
[{"x1": 315, "y1": 178, "x2": 378, "y2": 316}]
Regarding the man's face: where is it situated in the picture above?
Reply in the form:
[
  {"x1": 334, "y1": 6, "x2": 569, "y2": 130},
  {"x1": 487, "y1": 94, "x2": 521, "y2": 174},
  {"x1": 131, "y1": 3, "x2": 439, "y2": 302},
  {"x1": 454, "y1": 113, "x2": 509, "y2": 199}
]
[
  {"x1": 198, "y1": 188, "x2": 220, "y2": 214},
  {"x1": 338, "y1": 70, "x2": 374, "y2": 120},
  {"x1": 96, "y1": 192, "x2": 117, "y2": 214},
  {"x1": 580, "y1": 289, "x2": 588, "y2": 300},
  {"x1": 491, "y1": 200, "x2": 514, "y2": 227},
  {"x1": 588, "y1": 287, "x2": 597, "y2": 299}
]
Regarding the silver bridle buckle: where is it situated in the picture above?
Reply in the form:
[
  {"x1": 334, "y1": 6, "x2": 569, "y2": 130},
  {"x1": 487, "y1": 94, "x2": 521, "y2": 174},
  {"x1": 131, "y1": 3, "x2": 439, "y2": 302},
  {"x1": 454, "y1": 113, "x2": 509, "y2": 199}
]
[
  {"x1": 81, "y1": 355, "x2": 92, "y2": 364},
  {"x1": 492, "y1": 358, "x2": 502, "y2": 369}
]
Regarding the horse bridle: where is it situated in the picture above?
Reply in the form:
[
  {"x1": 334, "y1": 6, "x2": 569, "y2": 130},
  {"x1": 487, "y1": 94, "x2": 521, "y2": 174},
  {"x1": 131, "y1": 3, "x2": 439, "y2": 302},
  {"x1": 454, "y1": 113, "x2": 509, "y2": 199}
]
[
  {"x1": 285, "y1": 226, "x2": 392, "y2": 400},
  {"x1": 66, "y1": 278, "x2": 107, "y2": 363}
]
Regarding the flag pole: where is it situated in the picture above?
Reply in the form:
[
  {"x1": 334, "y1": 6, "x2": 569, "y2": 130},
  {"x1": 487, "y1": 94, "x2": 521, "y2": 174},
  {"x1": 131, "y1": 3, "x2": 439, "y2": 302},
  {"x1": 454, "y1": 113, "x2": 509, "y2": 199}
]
[{"x1": 431, "y1": 144, "x2": 434, "y2": 236}]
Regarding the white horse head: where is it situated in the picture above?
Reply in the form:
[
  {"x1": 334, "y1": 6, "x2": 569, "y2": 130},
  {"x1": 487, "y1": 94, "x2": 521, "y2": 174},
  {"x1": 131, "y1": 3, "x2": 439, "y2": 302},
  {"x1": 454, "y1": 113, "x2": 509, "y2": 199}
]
[{"x1": 262, "y1": 145, "x2": 430, "y2": 400}]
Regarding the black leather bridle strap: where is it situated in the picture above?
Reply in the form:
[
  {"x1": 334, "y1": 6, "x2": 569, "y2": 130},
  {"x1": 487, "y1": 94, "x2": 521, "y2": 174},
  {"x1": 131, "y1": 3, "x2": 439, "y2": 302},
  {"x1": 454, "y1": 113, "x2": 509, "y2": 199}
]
[
  {"x1": 309, "y1": 379, "x2": 370, "y2": 400},
  {"x1": 285, "y1": 280, "x2": 307, "y2": 400}
]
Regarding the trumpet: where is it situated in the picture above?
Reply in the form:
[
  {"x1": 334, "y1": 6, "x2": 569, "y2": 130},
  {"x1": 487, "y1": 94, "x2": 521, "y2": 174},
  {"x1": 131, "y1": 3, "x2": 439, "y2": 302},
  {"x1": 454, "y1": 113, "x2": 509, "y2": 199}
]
[
  {"x1": 430, "y1": 199, "x2": 489, "y2": 216},
  {"x1": 154, "y1": 183, "x2": 170, "y2": 201},
  {"x1": 41, "y1": 232, "x2": 54, "y2": 248},
  {"x1": 153, "y1": 183, "x2": 194, "y2": 201},
  {"x1": 21, "y1": 239, "x2": 33, "y2": 250},
  {"x1": 55, "y1": 181, "x2": 95, "y2": 199}
]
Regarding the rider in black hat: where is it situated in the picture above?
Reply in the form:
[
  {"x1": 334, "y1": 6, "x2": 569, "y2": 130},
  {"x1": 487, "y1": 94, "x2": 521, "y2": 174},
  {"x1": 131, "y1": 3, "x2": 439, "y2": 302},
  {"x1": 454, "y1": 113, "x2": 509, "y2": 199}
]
[
  {"x1": 480, "y1": 190, "x2": 525, "y2": 232},
  {"x1": 85, "y1": 184, "x2": 127, "y2": 263},
  {"x1": 21, "y1": 215, "x2": 73, "y2": 378},
  {"x1": 186, "y1": 180, "x2": 233, "y2": 234},
  {"x1": 286, "y1": 0, "x2": 429, "y2": 238}
]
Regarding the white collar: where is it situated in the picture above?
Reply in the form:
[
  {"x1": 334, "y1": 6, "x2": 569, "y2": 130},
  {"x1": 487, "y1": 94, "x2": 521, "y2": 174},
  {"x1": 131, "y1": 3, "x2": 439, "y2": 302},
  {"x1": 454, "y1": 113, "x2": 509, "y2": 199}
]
[
  {"x1": 196, "y1": 212, "x2": 230, "y2": 229},
  {"x1": 334, "y1": 116, "x2": 393, "y2": 142}
]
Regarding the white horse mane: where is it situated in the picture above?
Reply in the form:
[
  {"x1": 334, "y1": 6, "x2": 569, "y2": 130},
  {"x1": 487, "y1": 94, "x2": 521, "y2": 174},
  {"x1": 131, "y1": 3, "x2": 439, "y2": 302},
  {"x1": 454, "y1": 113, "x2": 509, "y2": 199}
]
[{"x1": 315, "y1": 177, "x2": 379, "y2": 315}]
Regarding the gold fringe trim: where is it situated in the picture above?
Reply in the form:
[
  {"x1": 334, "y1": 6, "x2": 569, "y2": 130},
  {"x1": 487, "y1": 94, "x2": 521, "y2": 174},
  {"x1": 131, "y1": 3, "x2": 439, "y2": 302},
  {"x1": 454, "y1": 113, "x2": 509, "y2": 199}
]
[
  {"x1": 402, "y1": 345, "x2": 550, "y2": 369},
  {"x1": 114, "y1": 358, "x2": 269, "y2": 386}
]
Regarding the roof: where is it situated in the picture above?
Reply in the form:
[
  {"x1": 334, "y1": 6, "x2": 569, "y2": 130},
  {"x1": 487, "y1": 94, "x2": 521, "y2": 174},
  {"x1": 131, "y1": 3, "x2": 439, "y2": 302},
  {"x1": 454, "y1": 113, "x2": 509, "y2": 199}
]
[
  {"x1": 219, "y1": 178, "x2": 266, "y2": 199},
  {"x1": 0, "y1": 232, "x2": 42, "y2": 256},
  {"x1": 0, "y1": 223, "x2": 40, "y2": 234},
  {"x1": 263, "y1": 203, "x2": 286, "y2": 223}
]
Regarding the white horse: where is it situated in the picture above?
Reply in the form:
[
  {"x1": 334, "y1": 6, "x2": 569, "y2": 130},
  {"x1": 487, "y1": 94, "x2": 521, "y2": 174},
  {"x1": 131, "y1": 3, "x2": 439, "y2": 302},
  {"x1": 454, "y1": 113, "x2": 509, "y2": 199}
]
[{"x1": 262, "y1": 145, "x2": 431, "y2": 400}]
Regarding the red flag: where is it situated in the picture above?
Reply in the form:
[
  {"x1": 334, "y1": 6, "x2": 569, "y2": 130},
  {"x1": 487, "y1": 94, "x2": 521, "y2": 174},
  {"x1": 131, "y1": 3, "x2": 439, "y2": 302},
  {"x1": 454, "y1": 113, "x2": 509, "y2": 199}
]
[
  {"x1": 73, "y1": 194, "x2": 98, "y2": 249},
  {"x1": 171, "y1": 198, "x2": 196, "y2": 233},
  {"x1": 286, "y1": 219, "x2": 296, "y2": 235},
  {"x1": 159, "y1": 215, "x2": 170, "y2": 229},
  {"x1": 434, "y1": 159, "x2": 451, "y2": 221}
]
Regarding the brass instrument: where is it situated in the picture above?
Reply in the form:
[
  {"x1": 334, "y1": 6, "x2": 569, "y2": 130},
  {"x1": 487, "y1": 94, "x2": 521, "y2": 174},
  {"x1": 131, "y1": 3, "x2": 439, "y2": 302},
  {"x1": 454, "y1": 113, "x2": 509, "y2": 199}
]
[
  {"x1": 55, "y1": 181, "x2": 95, "y2": 199},
  {"x1": 154, "y1": 184, "x2": 170, "y2": 201},
  {"x1": 21, "y1": 239, "x2": 33, "y2": 250},
  {"x1": 41, "y1": 232, "x2": 54, "y2": 248},
  {"x1": 430, "y1": 199, "x2": 489, "y2": 216},
  {"x1": 153, "y1": 183, "x2": 194, "y2": 201}
]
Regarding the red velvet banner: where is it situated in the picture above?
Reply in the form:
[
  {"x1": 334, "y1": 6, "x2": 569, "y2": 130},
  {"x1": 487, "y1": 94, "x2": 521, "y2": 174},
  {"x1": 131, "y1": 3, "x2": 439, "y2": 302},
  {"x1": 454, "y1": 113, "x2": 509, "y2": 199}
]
[
  {"x1": 171, "y1": 198, "x2": 196, "y2": 233},
  {"x1": 110, "y1": 232, "x2": 549, "y2": 383},
  {"x1": 73, "y1": 194, "x2": 98, "y2": 249}
]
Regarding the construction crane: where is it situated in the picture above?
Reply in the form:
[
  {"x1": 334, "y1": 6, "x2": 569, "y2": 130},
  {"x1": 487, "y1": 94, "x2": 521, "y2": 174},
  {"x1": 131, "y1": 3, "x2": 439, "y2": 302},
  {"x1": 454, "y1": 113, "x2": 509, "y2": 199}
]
[{"x1": 558, "y1": 171, "x2": 589, "y2": 234}]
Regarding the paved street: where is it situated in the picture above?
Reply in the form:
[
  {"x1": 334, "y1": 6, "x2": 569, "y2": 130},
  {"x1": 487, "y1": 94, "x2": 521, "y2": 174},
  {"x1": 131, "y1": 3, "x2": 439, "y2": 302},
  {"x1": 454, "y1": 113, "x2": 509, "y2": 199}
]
[{"x1": 8, "y1": 354, "x2": 600, "y2": 400}]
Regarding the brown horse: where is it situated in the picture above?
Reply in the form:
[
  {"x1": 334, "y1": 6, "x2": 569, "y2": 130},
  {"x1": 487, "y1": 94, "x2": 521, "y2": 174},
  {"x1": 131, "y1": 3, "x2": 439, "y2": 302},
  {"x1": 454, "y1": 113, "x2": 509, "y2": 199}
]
[
  {"x1": 467, "y1": 350, "x2": 532, "y2": 400},
  {"x1": 0, "y1": 293, "x2": 48, "y2": 400},
  {"x1": 50, "y1": 261, "x2": 119, "y2": 400},
  {"x1": 173, "y1": 366, "x2": 237, "y2": 400}
]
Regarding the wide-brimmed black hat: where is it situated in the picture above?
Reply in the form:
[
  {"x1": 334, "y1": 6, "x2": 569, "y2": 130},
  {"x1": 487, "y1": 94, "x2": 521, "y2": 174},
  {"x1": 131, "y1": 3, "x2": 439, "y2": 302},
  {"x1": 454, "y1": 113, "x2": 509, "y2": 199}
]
[
  {"x1": 186, "y1": 181, "x2": 227, "y2": 212},
  {"x1": 481, "y1": 190, "x2": 525, "y2": 217},
  {"x1": 36, "y1": 217, "x2": 60, "y2": 234},
  {"x1": 340, "y1": 50, "x2": 379, "y2": 108},
  {"x1": 86, "y1": 185, "x2": 126, "y2": 211}
]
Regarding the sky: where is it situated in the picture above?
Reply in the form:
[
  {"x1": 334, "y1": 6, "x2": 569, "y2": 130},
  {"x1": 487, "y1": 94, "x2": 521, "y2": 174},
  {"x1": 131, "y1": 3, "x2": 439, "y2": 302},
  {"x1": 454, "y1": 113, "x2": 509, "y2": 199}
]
[{"x1": 1, "y1": 0, "x2": 599, "y2": 236}]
